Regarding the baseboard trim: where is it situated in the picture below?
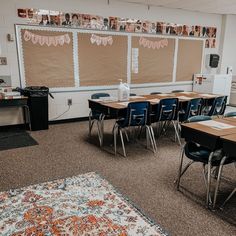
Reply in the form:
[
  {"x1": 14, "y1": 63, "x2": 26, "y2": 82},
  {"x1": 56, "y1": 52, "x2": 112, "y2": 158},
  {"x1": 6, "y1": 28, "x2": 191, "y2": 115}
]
[{"x1": 49, "y1": 117, "x2": 89, "y2": 125}]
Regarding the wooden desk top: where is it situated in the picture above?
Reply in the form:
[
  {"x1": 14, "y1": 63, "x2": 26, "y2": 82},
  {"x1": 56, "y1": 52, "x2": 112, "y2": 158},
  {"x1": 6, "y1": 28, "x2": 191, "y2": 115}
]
[
  {"x1": 0, "y1": 95, "x2": 28, "y2": 100},
  {"x1": 221, "y1": 133, "x2": 236, "y2": 142},
  {"x1": 88, "y1": 92, "x2": 220, "y2": 110},
  {"x1": 181, "y1": 118, "x2": 236, "y2": 138}
]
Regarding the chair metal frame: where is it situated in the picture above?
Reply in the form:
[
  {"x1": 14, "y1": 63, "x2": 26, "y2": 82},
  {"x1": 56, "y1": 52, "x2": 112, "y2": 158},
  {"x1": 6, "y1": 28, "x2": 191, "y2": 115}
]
[
  {"x1": 89, "y1": 93, "x2": 110, "y2": 146},
  {"x1": 113, "y1": 102, "x2": 156, "y2": 157}
]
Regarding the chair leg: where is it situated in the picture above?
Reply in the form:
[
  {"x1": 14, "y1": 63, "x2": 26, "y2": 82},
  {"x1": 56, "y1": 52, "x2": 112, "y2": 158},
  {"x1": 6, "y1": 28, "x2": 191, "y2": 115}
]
[
  {"x1": 119, "y1": 129, "x2": 127, "y2": 157},
  {"x1": 146, "y1": 126, "x2": 155, "y2": 153},
  {"x1": 213, "y1": 156, "x2": 228, "y2": 209},
  {"x1": 114, "y1": 125, "x2": 117, "y2": 155},
  {"x1": 89, "y1": 111, "x2": 95, "y2": 137},
  {"x1": 124, "y1": 129, "x2": 129, "y2": 142},
  {"x1": 176, "y1": 147, "x2": 185, "y2": 190},
  {"x1": 149, "y1": 126, "x2": 157, "y2": 152},
  {"x1": 221, "y1": 188, "x2": 236, "y2": 209},
  {"x1": 172, "y1": 121, "x2": 181, "y2": 146},
  {"x1": 206, "y1": 152, "x2": 214, "y2": 208}
]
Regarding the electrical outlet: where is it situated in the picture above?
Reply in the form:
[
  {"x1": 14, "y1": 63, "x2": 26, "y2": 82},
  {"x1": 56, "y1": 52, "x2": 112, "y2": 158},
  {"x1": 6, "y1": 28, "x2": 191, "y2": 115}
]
[
  {"x1": 67, "y1": 98, "x2": 72, "y2": 106},
  {"x1": 0, "y1": 57, "x2": 7, "y2": 65}
]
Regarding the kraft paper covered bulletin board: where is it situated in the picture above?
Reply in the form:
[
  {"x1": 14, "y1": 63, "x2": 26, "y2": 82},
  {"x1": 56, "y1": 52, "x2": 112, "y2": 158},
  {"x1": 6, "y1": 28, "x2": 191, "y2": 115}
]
[
  {"x1": 176, "y1": 39, "x2": 204, "y2": 82},
  {"x1": 20, "y1": 29, "x2": 75, "y2": 88},
  {"x1": 131, "y1": 36, "x2": 175, "y2": 84},
  {"x1": 78, "y1": 32, "x2": 128, "y2": 86}
]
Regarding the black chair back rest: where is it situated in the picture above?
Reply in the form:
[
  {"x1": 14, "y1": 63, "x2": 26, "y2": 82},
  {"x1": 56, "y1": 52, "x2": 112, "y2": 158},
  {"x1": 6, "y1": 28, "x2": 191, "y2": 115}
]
[
  {"x1": 155, "y1": 98, "x2": 179, "y2": 122},
  {"x1": 208, "y1": 96, "x2": 227, "y2": 116}
]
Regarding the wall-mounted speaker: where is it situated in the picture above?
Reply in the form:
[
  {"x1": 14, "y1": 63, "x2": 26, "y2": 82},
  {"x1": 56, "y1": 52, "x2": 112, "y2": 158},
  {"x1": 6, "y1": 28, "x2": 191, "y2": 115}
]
[{"x1": 209, "y1": 54, "x2": 220, "y2": 68}]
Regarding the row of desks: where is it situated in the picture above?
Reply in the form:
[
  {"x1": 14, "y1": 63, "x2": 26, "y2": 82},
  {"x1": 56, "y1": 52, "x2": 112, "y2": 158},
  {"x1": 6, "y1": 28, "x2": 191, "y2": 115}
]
[{"x1": 88, "y1": 91, "x2": 220, "y2": 118}]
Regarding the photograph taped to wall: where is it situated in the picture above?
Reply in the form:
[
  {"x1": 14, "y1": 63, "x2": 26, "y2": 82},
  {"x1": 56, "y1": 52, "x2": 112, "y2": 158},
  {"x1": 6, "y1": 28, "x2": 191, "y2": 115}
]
[
  {"x1": 21, "y1": 29, "x2": 75, "y2": 88},
  {"x1": 131, "y1": 36, "x2": 175, "y2": 84},
  {"x1": 176, "y1": 39, "x2": 203, "y2": 82},
  {"x1": 78, "y1": 32, "x2": 128, "y2": 86}
]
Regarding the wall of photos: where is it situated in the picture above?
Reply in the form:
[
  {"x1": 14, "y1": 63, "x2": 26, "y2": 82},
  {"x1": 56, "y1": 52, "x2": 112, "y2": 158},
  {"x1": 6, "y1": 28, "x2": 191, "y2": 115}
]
[{"x1": 17, "y1": 8, "x2": 217, "y2": 49}]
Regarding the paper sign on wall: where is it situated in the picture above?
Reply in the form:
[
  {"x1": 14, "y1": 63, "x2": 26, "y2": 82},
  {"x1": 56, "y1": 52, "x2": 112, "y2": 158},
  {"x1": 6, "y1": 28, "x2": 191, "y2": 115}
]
[{"x1": 132, "y1": 48, "x2": 139, "y2": 74}]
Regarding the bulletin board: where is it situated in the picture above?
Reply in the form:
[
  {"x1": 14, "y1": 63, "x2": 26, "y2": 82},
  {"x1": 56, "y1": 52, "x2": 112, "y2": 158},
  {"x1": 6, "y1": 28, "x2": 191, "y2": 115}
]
[
  {"x1": 78, "y1": 32, "x2": 128, "y2": 86},
  {"x1": 176, "y1": 39, "x2": 204, "y2": 82},
  {"x1": 21, "y1": 29, "x2": 75, "y2": 88},
  {"x1": 131, "y1": 36, "x2": 175, "y2": 84}
]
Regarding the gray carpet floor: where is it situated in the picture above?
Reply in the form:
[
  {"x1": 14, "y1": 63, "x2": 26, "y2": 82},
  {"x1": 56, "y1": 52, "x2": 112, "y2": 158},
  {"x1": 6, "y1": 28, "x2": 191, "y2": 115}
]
[{"x1": 0, "y1": 120, "x2": 235, "y2": 236}]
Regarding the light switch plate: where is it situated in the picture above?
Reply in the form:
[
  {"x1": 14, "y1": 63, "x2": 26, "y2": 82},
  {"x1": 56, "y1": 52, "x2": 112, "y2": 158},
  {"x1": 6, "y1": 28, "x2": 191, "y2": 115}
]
[{"x1": 0, "y1": 57, "x2": 7, "y2": 65}]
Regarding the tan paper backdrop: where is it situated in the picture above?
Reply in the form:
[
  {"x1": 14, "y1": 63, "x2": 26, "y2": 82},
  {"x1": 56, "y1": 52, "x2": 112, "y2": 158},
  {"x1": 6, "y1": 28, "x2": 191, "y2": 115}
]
[
  {"x1": 176, "y1": 39, "x2": 203, "y2": 82},
  {"x1": 21, "y1": 29, "x2": 74, "y2": 88},
  {"x1": 78, "y1": 33, "x2": 127, "y2": 86},
  {"x1": 131, "y1": 36, "x2": 175, "y2": 84}
]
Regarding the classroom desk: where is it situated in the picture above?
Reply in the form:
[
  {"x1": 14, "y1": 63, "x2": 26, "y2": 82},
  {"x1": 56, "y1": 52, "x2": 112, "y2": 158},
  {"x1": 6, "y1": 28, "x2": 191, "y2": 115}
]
[
  {"x1": 88, "y1": 92, "x2": 220, "y2": 118},
  {"x1": 181, "y1": 118, "x2": 236, "y2": 208},
  {"x1": 0, "y1": 96, "x2": 31, "y2": 130}
]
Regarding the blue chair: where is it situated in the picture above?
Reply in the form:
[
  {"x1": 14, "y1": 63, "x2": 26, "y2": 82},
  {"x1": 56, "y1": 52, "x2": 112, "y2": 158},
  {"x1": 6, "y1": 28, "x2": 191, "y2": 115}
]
[
  {"x1": 152, "y1": 98, "x2": 181, "y2": 145},
  {"x1": 113, "y1": 101, "x2": 156, "y2": 157},
  {"x1": 224, "y1": 111, "x2": 236, "y2": 117},
  {"x1": 150, "y1": 92, "x2": 162, "y2": 95},
  {"x1": 89, "y1": 93, "x2": 110, "y2": 146},
  {"x1": 207, "y1": 96, "x2": 227, "y2": 116},
  {"x1": 178, "y1": 98, "x2": 203, "y2": 123},
  {"x1": 176, "y1": 115, "x2": 234, "y2": 208},
  {"x1": 130, "y1": 93, "x2": 137, "y2": 96}
]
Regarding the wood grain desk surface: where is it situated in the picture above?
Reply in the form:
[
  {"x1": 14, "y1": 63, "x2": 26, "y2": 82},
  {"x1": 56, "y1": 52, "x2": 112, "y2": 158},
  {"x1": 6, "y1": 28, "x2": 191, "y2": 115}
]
[
  {"x1": 221, "y1": 133, "x2": 236, "y2": 142},
  {"x1": 89, "y1": 92, "x2": 220, "y2": 110},
  {"x1": 181, "y1": 118, "x2": 236, "y2": 138}
]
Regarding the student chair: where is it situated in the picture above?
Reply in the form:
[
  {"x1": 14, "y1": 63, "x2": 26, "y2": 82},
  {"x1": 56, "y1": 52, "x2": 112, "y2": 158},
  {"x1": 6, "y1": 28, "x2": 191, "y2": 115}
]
[
  {"x1": 207, "y1": 96, "x2": 227, "y2": 117},
  {"x1": 89, "y1": 93, "x2": 110, "y2": 146},
  {"x1": 224, "y1": 111, "x2": 236, "y2": 117},
  {"x1": 113, "y1": 101, "x2": 156, "y2": 157},
  {"x1": 151, "y1": 98, "x2": 181, "y2": 145},
  {"x1": 176, "y1": 115, "x2": 234, "y2": 208},
  {"x1": 150, "y1": 92, "x2": 162, "y2": 95}
]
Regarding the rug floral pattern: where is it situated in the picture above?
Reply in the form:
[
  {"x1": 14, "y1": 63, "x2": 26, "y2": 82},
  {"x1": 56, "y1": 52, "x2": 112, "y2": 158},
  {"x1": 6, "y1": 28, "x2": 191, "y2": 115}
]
[{"x1": 0, "y1": 172, "x2": 167, "y2": 235}]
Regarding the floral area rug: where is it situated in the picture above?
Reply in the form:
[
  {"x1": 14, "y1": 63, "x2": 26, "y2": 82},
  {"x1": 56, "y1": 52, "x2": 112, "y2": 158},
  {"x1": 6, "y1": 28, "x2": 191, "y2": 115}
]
[{"x1": 0, "y1": 172, "x2": 168, "y2": 235}]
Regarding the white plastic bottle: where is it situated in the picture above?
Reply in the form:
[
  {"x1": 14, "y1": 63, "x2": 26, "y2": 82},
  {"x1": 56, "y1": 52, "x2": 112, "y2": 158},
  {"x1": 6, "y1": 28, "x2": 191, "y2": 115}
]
[{"x1": 117, "y1": 80, "x2": 130, "y2": 101}]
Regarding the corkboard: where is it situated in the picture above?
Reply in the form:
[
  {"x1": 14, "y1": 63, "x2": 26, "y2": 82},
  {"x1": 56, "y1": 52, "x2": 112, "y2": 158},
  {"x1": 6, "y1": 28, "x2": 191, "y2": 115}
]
[
  {"x1": 176, "y1": 39, "x2": 203, "y2": 82},
  {"x1": 131, "y1": 36, "x2": 175, "y2": 84},
  {"x1": 78, "y1": 33, "x2": 127, "y2": 86},
  {"x1": 21, "y1": 29, "x2": 74, "y2": 88}
]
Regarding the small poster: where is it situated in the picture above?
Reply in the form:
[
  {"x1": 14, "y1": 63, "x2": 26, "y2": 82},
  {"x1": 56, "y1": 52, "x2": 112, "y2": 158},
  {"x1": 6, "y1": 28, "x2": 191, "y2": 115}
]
[{"x1": 132, "y1": 48, "x2": 139, "y2": 74}]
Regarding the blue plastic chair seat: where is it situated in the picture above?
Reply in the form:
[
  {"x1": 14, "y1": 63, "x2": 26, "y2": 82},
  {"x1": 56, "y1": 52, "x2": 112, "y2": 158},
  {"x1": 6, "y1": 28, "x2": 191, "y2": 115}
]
[{"x1": 185, "y1": 142, "x2": 235, "y2": 166}]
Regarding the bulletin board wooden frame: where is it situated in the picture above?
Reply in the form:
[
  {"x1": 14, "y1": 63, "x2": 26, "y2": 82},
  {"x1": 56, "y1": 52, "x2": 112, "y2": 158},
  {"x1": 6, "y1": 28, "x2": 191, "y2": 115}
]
[
  {"x1": 15, "y1": 24, "x2": 205, "y2": 92},
  {"x1": 176, "y1": 38, "x2": 204, "y2": 82},
  {"x1": 131, "y1": 36, "x2": 176, "y2": 84}
]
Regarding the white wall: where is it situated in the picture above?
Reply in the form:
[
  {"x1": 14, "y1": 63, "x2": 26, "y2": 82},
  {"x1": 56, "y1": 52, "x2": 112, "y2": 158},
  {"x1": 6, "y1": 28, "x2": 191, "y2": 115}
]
[
  {"x1": 220, "y1": 15, "x2": 236, "y2": 75},
  {"x1": 0, "y1": 0, "x2": 223, "y2": 125}
]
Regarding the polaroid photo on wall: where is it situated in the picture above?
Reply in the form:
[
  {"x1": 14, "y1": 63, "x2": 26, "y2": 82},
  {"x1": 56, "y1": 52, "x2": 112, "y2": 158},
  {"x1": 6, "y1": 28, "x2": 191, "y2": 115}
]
[
  {"x1": 125, "y1": 19, "x2": 135, "y2": 32},
  {"x1": 156, "y1": 22, "x2": 165, "y2": 34},
  {"x1": 149, "y1": 22, "x2": 156, "y2": 33},
  {"x1": 134, "y1": 20, "x2": 142, "y2": 33},
  {"x1": 109, "y1": 17, "x2": 119, "y2": 31}
]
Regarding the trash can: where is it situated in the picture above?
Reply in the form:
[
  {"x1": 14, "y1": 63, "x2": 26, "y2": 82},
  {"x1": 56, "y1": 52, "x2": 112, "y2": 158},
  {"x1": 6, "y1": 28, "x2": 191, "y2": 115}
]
[{"x1": 19, "y1": 86, "x2": 54, "y2": 131}]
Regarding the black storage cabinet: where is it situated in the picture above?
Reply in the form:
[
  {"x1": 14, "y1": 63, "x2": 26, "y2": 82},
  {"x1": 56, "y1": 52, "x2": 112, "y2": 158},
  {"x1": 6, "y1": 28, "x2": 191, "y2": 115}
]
[{"x1": 21, "y1": 86, "x2": 50, "y2": 131}]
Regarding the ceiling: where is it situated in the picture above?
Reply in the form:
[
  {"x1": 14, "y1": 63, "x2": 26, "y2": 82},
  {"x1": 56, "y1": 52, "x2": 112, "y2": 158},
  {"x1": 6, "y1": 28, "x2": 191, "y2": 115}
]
[{"x1": 116, "y1": 0, "x2": 236, "y2": 15}]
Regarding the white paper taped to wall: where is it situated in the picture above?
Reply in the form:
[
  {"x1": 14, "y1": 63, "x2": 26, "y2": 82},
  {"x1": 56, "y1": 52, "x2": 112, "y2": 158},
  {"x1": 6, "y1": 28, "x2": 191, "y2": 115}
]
[{"x1": 132, "y1": 48, "x2": 139, "y2": 74}]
